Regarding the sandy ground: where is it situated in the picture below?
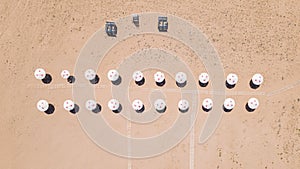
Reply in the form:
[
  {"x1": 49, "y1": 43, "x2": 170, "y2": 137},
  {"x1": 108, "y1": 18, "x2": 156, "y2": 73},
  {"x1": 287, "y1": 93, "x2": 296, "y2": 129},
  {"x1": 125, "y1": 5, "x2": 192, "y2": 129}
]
[{"x1": 1, "y1": 0, "x2": 300, "y2": 168}]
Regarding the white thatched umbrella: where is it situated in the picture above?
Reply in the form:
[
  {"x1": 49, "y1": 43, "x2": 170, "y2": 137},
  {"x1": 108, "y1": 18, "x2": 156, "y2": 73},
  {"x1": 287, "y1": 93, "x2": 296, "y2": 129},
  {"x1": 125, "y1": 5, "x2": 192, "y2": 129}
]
[
  {"x1": 34, "y1": 68, "x2": 52, "y2": 84},
  {"x1": 108, "y1": 99, "x2": 121, "y2": 113},
  {"x1": 37, "y1": 100, "x2": 49, "y2": 112},
  {"x1": 107, "y1": 69, "x2": 121, "y2": 85},
  {"x1": 61, "y1": 70, "x2": 75, "y2": 84},
  {"x1": 246, "y1": 97, "x2": 259, "y2": 112},
  {"x1": 37, "y1": 99, "x2": 55, "y2": 114},
  {"x1": 154, "y1": 71, "x2": 166, "y2": 86},
  {"x1": 250, "y1": 73, "x2": 263, "y2": 89},
  {"x1": 154, "y1": 99, "x2": 166, "y2": 113},
  {"x1": 226, "y1": 73, "x2": 238, "y2": 89},
  {"x1": 85, "y1": 99, "x2": 101, "y2": 113},
  {"x1": 175, "y1": 72, "x2": 187, "y2": 87},
  {"x1": 132, "y1": 71, "x2": 145, "y2": 86},
  {"x1": 202, "y1": 98, "x2": 213, "y2": 112},
  {"x1": 34, "y1": 68, "x2": 46, "y2": 80},
  {"x1": 61, "y1": 70, "x2": 70, "y2": 79},
  {"x1": 198, "y1": 72, "x2": 209, "y2": 87},
  {"x1": 85, "y1": 69, "x2": 99, "y2": 84},
  {"x1": 178, "y1": 99, "x2": 189, "y2": 113},
  {"x1": 64, "y1": 99, "x2": 78, "y2": 114},
  {"x1": 223, "y1": 98, "x2": 235, "y2": 112},
  {"x1": 132, "y1": 99, "x2": 145, "y2": 113}
]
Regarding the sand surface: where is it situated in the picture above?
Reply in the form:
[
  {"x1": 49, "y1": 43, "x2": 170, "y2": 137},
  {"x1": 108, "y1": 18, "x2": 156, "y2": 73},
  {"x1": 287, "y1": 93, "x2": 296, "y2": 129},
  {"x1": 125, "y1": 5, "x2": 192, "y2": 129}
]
[{"x1": 1, "y1": 0, "x2": 300, "y2": 168}]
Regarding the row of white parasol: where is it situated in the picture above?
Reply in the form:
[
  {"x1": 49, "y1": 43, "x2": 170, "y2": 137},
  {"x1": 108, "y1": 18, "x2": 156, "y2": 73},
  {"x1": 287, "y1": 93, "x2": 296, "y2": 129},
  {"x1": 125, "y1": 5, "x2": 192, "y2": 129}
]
[
  {"x1": 34, "y1": 68, "x2": 75, "y2": 84},
  {"x1": 35, "y1": 68, "x2": 264, "y2": 88},
  {"x1": 35, "y1": 68, "x2": 262, "y2": 114},
  {"x1": 37, "y1": 97, "x2": 259, "y2": 114},
  {"x1": 225, "y1": 73, "x2": 264, "y2": 89},
  {"x1": 85, "y1": 69, "x2": 191, "y2": 86},
  {"x1": 84, "y1": 69, "x2": 264, "y2": 88}
]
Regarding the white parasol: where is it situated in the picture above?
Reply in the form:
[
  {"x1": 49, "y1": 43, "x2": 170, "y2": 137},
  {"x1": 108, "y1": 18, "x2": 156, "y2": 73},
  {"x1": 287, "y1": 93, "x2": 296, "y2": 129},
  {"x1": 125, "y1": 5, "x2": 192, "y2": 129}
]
[
  {"x1": 178, "y1": 99, "x2": 189, "y2": 111},
  {"x1": 251, "y1": 73, "x2": 263, "y2": 86},
  {"x1": 132, "y1": 99, "x2": 144, "y2": 111},
  {"x1": 175, "y1": 72, "x2": 187, "y2": 84},
  {"x1": 107, "y1": 69, "x2": 120, "y2": 81},
  {"x1": 202, "y1": 98, "x2": 213, "y2": 110},
  {"x1": 84, "y1": 69, "x2": 96, "y2": 81},
  {"x1": 132, "y1": 71, "x2": 144, "y2": 82},
  {"x1": 223, "y1": 98, "x2": 235, "y2": 110},
  {"x1": 226, "y1": 73, "x2": 238, "y2": 85},
  {"x1": 61, "y1": 70, "x2": 70, "y2": 79},
  {"x1": 64, "y1": 100, "x2": 75, "y2": 111},
  {"x1": 199, "y1": 72, "x2": 209, "y2": 84},
  {"x1": 154, "y1": 99, "x2": 166, "y2": 111},
  {"x1": 37, "y1": 100, "x2": 49, "y2": 112},
  {"x1": 247, "y1": 97, "x2": 259, "y2": 110},
  {"x1": 108, "y1": 99, "x2": 120, "y2": 111},
  {"x1": 85, "y1": 99, "x2": 97, "y2": 111},
  {"x1": 34, "y1": 68, "x2": 46, "y2": 80},
  {"x1": 154, "y1": 71, "x2": 165, "y2": 83}
]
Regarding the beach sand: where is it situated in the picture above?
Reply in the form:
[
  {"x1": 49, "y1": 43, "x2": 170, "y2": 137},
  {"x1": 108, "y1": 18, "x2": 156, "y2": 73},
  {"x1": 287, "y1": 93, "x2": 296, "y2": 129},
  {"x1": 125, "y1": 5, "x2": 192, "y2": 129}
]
[{"x1": 1, "y1": 0, "x2": 299, "y2": 168}]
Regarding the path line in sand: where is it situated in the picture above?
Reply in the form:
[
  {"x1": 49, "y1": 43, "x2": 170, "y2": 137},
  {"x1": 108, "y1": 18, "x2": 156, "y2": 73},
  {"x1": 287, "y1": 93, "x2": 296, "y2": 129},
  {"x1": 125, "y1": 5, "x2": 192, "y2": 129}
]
[
  {"x1": 127, "y1": 120, "x2": 132, "y2": 169},
  {"x1": 189, "y1": 93, "x2": 197, "y2": 169},
  {"x1": 266, "y1": 79, "x2": 300, "y2": 97},
  {"x1": 27, "y1": 83, "x2": 266, "y2": 96},
  {"x1": 27, "y1": 79, "x2": 300, "y2": 97},
  {"x1": 189, "y1": 122, "x2": 195, "y2": 169}
]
